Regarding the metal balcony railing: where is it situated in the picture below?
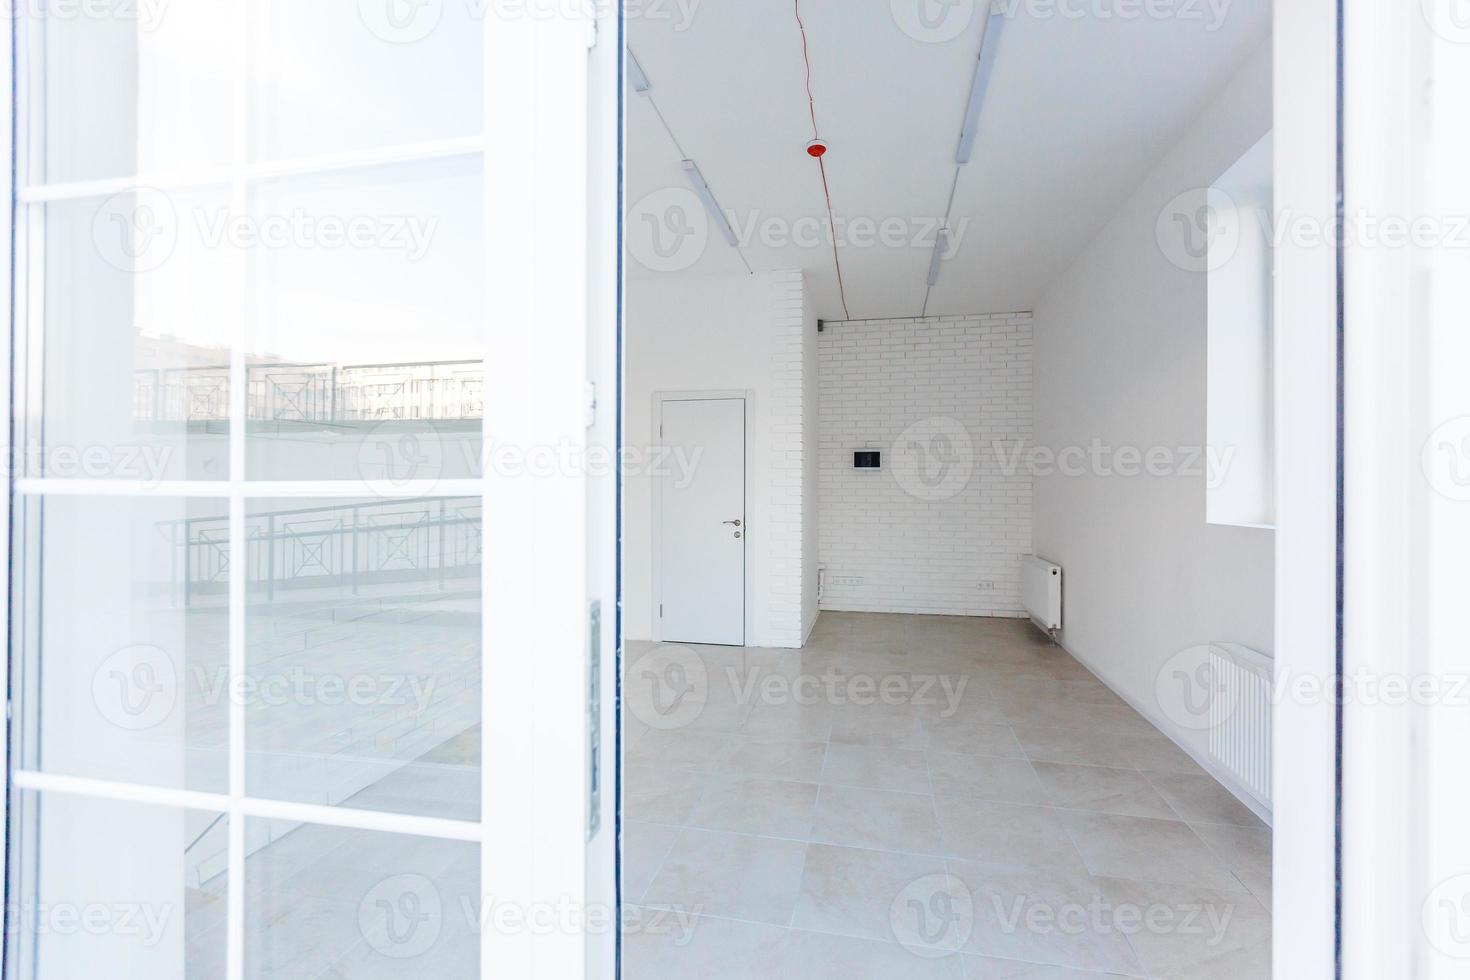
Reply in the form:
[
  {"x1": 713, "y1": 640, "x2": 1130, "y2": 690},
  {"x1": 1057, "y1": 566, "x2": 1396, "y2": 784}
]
[
  {"x1": 166, "y1": 496, "x2": 482, "y2": 605},
  {"x1": 135, "y1": 360, "x2": 484, "y2": 423}
]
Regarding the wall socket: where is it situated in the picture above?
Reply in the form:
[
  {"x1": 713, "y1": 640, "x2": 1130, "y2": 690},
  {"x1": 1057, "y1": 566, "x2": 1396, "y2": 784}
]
[
  {"x1": 831, "y1": 575, "x2": 864, "y2": 588},
  {"x1": 977, "y1": 580, "x2": 997, "y2": 591}
]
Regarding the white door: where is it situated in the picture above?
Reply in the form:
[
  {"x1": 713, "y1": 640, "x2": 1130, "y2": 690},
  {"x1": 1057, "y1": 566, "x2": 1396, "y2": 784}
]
[
  {"x1": 659, "y1": 398, "x2": 746, "y2": 645},
  {"x1": 2, "y1": 5, "x2": 616, "y2": 979}
]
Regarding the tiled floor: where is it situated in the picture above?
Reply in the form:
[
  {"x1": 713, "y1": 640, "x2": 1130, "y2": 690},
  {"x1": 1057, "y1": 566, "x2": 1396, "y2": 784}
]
[{"x1": 623, "y1": 612, "x2": 1272, "y2": 979}]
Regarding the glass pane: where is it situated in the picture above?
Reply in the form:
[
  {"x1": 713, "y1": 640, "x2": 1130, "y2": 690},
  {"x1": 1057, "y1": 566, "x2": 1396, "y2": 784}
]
[
  {"x1": 243, "y1": 820, "x2": 478, "y2": 977},
  {"x1": 248, "y1": 0, "x2": 483, "y2": 162},
  {"x1": 243, "y1": 158, "x2": 484, "y2": 483},
  {"x1": 13, "y1": 495, "x2": 228, "y2": 793},
  {"x1": 244, "y1": 496, "x2": 481, "y2": 821},
  {"x1": 36, "y1": 191, "x2": 233, "y2": 481},
  {"x1": 7, "y1": 792, "x2": 227, "y2": 978},
  {"x1": 33, "y1": 0, "x2": 235, "y2": 184}
]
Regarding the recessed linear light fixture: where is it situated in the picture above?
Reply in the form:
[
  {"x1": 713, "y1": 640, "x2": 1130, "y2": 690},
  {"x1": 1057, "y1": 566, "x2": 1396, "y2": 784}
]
[
  {"x1": 682, "y1": 159, "x2": 740, "y2": 247},
  {"x1": 956, "y1": 12, "x2": 1006, "y2": 165},
  {"x1": 628, "y1": 48, "x2": 651, "y2": 94},
  {"x1": 927, "y1": 227, "x2": 950, "y2": 287}
]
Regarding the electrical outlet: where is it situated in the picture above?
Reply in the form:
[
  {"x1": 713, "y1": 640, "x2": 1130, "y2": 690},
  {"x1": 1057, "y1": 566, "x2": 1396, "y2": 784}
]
[
  {"x1": 831, "y1": 575, "x2": 863, "y2": 588},
  {"x1": 977, "y1": 580, "x2": 997, "y2": 591}
]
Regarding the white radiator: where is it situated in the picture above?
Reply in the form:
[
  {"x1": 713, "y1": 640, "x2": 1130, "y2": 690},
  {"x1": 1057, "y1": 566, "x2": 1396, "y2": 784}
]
[
  {"x1": 1020, "y1": 556, "x2": 1062, "y2": 631},
  {"x1": 1207, "y1": 642, "x2": 1273, "y2": 808}
]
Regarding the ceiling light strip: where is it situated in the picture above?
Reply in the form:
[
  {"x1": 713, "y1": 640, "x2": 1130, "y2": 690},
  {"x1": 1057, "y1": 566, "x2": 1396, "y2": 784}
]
[
  {"x1": 630, "y1": 47, "x2": 753, "y2": 274},
  {"x1": 793, "y1": 0, "x2": 851, "y2": 320},
  {"x1": 682, "y1": 159, "x2": 741, "y2": 247},
  {"x1": 957, "y1": 13, "x2": 1007, "y2": 165},
  {"x1": 925, "y1": 11, "x2": 1006, "y2": 315}
]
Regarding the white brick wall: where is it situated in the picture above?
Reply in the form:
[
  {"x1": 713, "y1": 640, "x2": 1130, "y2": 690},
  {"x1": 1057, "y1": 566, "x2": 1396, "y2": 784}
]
[
  {"x1": 818, "y1": 312, "x2": 1033, "y2": 617},
  {"x1": 765, "y1": 271, "x2": 811, "y2": 648}
]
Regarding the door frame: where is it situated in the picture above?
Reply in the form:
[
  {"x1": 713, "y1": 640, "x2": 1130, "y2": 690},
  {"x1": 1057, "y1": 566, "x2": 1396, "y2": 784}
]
[
  {"x1": 649, "y1": 389, "x2": 753, "y2": 647},
  {"x1": 1273, "y1": 0, "x2": 1343, "y2": 975}
]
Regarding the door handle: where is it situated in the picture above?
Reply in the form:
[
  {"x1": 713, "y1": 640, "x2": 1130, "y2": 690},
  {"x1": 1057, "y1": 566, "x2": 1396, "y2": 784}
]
[{"x1": 723, "y1": 519, "x2": 742, "y2": 527}]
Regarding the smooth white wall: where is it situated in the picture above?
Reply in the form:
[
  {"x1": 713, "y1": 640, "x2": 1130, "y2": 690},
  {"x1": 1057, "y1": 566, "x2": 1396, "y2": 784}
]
[
  {"x1": 1033, "y1": 45, "x2": 1275, "y2": 769},
  {"x1": 818, "y1": 313, "x2": 1034, "y2": 617},
  {"x1": 624, "y1": 270, "x2": 816, "y2": 648}
]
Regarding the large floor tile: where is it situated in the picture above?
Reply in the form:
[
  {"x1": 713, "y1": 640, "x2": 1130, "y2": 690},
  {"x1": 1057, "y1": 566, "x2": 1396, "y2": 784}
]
[
  {"x1": 624, "y1": 764, "x2": 708, "y2": 825},
  {"x1": 812, "y1": 784, "x2": 945, "y2": 854},
  {"x1": 792, "y1": 843, "x2": 953, "y2": 945},
  {"x1": 688, "y1": 774, "x2": 819, "y2": 838},
  {"x1": 928, "y1": 752, "x2": 1049, "y2": 805},
  {"x1": 622, "y1": 911, "x2": 788, "y2": 980},
  {"x1": 779, "y1": 929, "x2": 967, "y2": 980},
  {"x1": 947, "y1": 859, "x2": 1143, "y2": 976},
  {"x1": 821, "y1": 744, "x2": 932, "y2": 794},
  {"x1": 1012, "y1": 727, "x2": 1133, "y2": 770},
  {"x1": 1115, "y1": 734, "x2": 1207, "y2": 776},
  {"x1": 830, "y1": 702, "x2": 929, "y2": 749},
  {"x1": 918, "y1": 695, "x2": 1010, "y2": 727},
  {"x1": 622, "y1": 821, "x2": 682, "y2": 904},
  {"x1": 963, "y1": 956, "x2": 1134, "y2": 978},
  {"x1": 1143, "y1": 771, "x2": 1264, "y2": 827},
  {"x1": 1058, "y1": 812, "x2": 1242, "y2": 891},
  {"x1": 987, "y1": 674, "x2": 1126, "y2": 708},
  {"x1": 628, "y1": 731, "x2": 736, "y2": 771},
  {"x1": 641, "y1": 829, "x2": 808, "y2": 926},
  {"x1": 741, "y1": 700, "x2": 834, "y2": 741},
  {"x1": 1189, "y1": 821, "x2": 1272, "y2": 904},
  {"x1": 722, "y1": 738, "x2": 828, "y2": 782},
  {"x1": 997, "y1": 699, "x2": 1157, "y2": 738},
  {"x1": 1031, "y1": 762, "x2": 1179, "y2": 820},
  {"x1": 924, "y1": 718, "x2": 1025, "y2": 758},
  {"x1": 1096, "y1": 876, "x2": 1271, "y2": 979},
  {"x1": 935, "y1": 798, "x2": 1087, "y2": 874}
]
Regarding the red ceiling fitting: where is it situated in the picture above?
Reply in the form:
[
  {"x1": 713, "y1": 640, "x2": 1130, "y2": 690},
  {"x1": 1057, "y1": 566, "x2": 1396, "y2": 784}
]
[{"x1": 793, "y1": 0, "x2": 851, "y2": 319}]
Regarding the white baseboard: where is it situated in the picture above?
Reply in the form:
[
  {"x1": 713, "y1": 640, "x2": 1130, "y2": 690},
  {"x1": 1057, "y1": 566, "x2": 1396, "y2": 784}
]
[{"x1": 1052, "y1": 635, "x2": 1274, "y2": 829}]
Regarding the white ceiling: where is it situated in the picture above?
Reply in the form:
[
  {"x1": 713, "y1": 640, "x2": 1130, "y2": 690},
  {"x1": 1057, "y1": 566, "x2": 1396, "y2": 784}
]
[{"x1": 626, "y1": 0, "x2": 1270, "y2": 320}]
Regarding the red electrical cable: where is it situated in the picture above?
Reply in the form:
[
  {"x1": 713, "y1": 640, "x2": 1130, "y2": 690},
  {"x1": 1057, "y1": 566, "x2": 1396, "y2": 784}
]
[{"x1": 793, "y1": 0, "x2": 851, "y2": 320}]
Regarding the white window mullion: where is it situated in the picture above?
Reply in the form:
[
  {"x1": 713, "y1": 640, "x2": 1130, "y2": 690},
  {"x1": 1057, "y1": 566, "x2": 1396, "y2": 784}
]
[
  {"x1": 9, "y1": 770, "x2": 484, "y2": 842},
  {"x1": 16, "y1": 136, "x2": 487, "y2": 205},
  {"x1": 13, "y1": 478, "x2": 488, "y2": 499},
  {"x1": 225, "y1": 5, "x2": 251, "y2": 979}
]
